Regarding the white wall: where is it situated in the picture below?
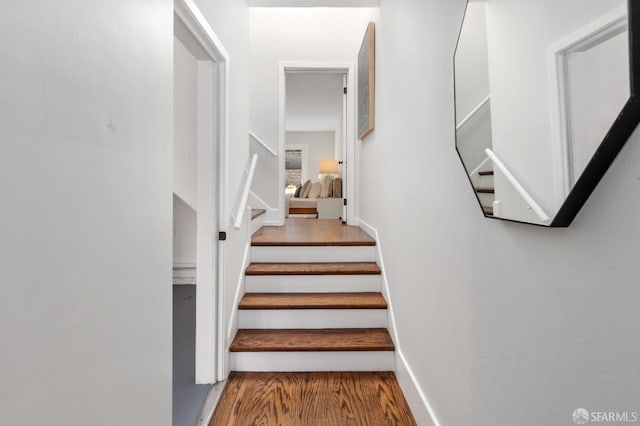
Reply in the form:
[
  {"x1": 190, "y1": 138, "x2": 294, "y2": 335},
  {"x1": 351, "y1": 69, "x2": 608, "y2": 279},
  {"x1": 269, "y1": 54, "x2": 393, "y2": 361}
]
[
  {"x1": 486, "y1": 0, "x2": 626, "y2": 218},
  {"x1": 249, "y1": 7, "x2": 375, "y2": 210},
  {"x1": 0, "y1": 2, "x2": 173, "y2": 425},
  {"x1": 173, "y1": 37, "x2": 198, "y2": 209},
  {"x1": 173, "y1": 195, "x2": 196, "y2": 266},
  {"x1": 287, "y1": 131, "x2": 335, "y2": 182},
  {"x1": 192, "y1": 0, "x2": 251, "y2": 373},
  {"x1": 358, "y1": 1, "x2": 640, "y2": 425}
]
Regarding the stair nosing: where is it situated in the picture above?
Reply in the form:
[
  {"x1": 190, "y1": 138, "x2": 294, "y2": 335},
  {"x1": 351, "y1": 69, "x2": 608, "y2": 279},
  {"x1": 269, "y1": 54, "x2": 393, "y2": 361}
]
[
  {"x1": 238, "y1": 292, "x2": 388, "y2": 310},
  {"x1": 230, "y1": 328, "x2": 395, "y2": 352},
  {"x1": 245, "y1": 262, "x2": 381, "y2": 276}
]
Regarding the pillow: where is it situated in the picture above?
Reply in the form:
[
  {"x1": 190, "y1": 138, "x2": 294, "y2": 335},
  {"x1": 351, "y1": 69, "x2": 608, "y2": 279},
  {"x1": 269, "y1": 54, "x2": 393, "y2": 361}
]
[
  {"x1": 300, "y1": 179, "x2": 312, "y2": 198},
  {"x1": 322, "y1": 175, "x2": 333, "y2": 198},
  {"x1": 308, "y1": 181, "x2": 323, "y2": 199},
  {"x1": 332, "y1": 177, "x2": 342, "y2": 198},
  {"x1": 293, "y1": 184, "x2": 302, "y2": 198}
]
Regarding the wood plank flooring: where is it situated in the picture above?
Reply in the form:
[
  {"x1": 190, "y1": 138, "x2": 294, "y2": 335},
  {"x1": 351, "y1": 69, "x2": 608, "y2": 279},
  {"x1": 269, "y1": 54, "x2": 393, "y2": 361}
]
[
  {"x1": 210, "y1": 371, "x2": 417, "y2": 426},
  {"x1": 239, "y1": 292, "x2": 388, "y2": 310},
  {"x1": 252, "y1": 218, "x2": 376, "y2": 246},
  {"x1": 229, "y1": 328, "x2": 395, "y2": 352},
  {"x1": 245, "y1": 262, "x2": 381, "y2": 276}
]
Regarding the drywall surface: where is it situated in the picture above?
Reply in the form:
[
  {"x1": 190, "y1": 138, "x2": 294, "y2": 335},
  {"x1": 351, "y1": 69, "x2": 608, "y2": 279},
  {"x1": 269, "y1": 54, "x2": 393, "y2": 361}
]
[
  {"x1": 286, "y1": 132, "x2": 335, "y2": 182},
  {"x1": 173, "y1": 286, "x2": 211, "y2": 426},
  {"x1": 0, "y1": 1, "x2": 173, "y2": 425},
  {"x1": 193, "y1": 0, "x2": 251, "y2": 373},
  {"x1": 174, "y1": 37, "x2": 198, "y2": 209},
  {"x1": 358, "y1": 0, "x2": 640, "y2": 425},
  {"x1": 173, "y1": 195, "x2": 196, "y2": 266},
  {"x1": 249, "y1": 7, "x2": 374, "y2": 212}
]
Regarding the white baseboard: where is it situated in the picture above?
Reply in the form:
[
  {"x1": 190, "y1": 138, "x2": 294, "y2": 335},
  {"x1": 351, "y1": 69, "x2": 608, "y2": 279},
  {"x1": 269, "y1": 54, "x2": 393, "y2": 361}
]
[
  {"x1": 194, "y1": 380, "x2": 226, "y2": 426},
  {"x1": 357, "y1": 218, "x2": 440, "y2": 426},
  {"x1": 248, "y1": 191, "x2": 280, "y2": 227},
  {"x1": 227, "y1": 242, "x2": 251, "y2": 346}
]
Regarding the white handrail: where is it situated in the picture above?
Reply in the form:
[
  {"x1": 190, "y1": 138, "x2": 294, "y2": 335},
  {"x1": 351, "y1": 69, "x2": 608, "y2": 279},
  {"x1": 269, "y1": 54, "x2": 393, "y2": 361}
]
[
  {"x1": 469, "y1": 156, "x2": 491, "y2": 177},
  {"x1": 249, "y1": 131, "x2": 277, "y2": 157},
  {"x1": 484, "y1": 148, "x2": 550, "y2": 222},
  {"x1": 233, "y1": 153, "x2": 258, "y2": 229},
  {"x1": 456, "y1": 95, "x2": 490, "y2": 130}
]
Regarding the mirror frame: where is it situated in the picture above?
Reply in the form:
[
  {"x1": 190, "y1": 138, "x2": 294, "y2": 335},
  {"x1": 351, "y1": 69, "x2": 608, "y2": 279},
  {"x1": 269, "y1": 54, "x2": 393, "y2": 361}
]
[{"x1": 453, "y1": 0, "x2": 640, "y2": 227}]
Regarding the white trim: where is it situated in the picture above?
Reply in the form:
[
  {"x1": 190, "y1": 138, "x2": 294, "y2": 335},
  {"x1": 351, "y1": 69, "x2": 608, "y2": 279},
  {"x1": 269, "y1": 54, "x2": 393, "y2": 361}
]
[
  {"x1": 456, "y1": 95, "x2": 490, "y2": 130},
  {"x1": 194, "y1": 380, "x2": 226, "y2": 426},
  {"x1": 248, "y1": 191, "x2": 279, "y2": 226},
  {"x1": 249, "y1": 131, "x2": 278, "y2": 157},
  {"x1": 278, "y1": 62, "x2": 357, "y2": 226},
  {"x1": 547, "y1": 5, "x2": 628, "y2": 207},
  {"x1": 357, "y1": 219, "x2": 441, "y2": 426},
  {"x1": 250, "y1": 245, "x2": 376, "y2": 263},
  {"x1": 226, "y1": 240, "x2": 251, "y2": 351},
  {"x1": 174, "y1": 0, "x2": 229, "y2": 384}
]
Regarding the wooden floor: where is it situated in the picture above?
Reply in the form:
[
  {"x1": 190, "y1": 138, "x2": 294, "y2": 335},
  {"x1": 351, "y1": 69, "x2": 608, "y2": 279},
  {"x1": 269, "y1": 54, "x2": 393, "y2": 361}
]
[
  {"x1": 252, "y1": 218, "x2": 376, "y2": 246},
  {"x1": 210, "y1": 371, "x2": 417, "y2": 426}
]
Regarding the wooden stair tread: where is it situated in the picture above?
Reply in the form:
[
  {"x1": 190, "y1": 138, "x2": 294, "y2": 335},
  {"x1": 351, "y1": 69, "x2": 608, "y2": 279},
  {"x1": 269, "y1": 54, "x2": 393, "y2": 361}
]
[
  {"x1": 246, "y1": 262, "x2": 381, "y2": 276},
  {"x1": 239, "y1": 292, "x2": 387, "y2": 310},
  {"x1": 478, "y1": 171, "x2": 494, "y2": 176},
  {"x1": 475, "y1": 187, "x2": 495, "y2": 194},
  {"x1": 252, "y1": 219, "x2": 376, "y2": 246},
  {"x1": 251, "y1": 209, "x2": 266, "y2": 220},
  {"x1": 483, "y1": 206, "x2": 494, "y2": 215},
  {"x1": 230, "y1": 328, "x2": 395, "y2": 352}
]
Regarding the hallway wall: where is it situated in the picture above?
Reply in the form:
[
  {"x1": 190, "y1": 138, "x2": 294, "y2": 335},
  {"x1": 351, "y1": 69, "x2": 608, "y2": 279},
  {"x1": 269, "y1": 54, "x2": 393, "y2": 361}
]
[
  {"x1": 0, "y1": 2, "x2": 174, "y2": 425},
  {"x1": 358, "y1": 1, "x2": 640, "y2": 425},
  {"x1": 249, "y1": 7, "x2": 375, "y2": 210}
]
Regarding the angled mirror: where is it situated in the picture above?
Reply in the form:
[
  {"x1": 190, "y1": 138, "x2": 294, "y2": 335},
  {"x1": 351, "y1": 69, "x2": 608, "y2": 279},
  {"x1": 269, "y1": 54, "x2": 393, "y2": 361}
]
[{"x1": 454, "y1": 0, "x2": 640, "y2": 226}]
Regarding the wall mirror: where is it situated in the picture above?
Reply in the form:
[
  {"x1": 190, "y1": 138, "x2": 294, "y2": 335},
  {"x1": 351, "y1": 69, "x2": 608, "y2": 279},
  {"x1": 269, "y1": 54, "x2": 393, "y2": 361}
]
[{"x1": 454, "y1": 0, "x2": 640, "y2": 226}]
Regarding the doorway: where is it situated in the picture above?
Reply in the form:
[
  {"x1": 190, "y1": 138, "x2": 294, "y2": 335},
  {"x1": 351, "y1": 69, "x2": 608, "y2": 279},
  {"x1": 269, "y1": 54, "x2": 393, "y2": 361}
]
[
  {"x1": 173, "y1": 0, "x2": 229, "y2": 396},
  {"x1": 279, "y1": 63, "x2": 356, "y2": 225}
]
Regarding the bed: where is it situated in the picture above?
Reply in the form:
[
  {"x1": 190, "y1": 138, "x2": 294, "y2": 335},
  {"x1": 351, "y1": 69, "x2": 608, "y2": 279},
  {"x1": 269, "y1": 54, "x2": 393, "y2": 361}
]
[{"x1": 286, "y1": 177, "x2": 342, "y2": 217}]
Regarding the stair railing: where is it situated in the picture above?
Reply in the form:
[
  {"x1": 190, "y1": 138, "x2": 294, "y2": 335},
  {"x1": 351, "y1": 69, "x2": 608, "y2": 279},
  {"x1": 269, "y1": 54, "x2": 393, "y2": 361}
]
[
  {"x1": 483, "y1": 148, "x2": 550, "y2": 222},
  {"x1": 249, "y1": 131, "x2": 277, "y2": 157},
  {"x1": 233, "y1": 153, "x2": 259, "y2": 229},
  {"x1": 456, "y1": 95, "x2": 490, "y2": 130}
]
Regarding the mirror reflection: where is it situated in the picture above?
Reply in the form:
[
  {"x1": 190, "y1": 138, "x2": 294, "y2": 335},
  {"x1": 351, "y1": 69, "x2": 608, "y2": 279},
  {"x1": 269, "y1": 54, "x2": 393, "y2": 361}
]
[{"x1": 455, "y1": 0, "x2": 629, "y2": 225}]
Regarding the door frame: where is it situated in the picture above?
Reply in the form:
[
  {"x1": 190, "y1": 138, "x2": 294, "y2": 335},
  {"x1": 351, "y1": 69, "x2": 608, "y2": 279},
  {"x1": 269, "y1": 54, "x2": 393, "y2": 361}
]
[
  {"x1": 547, "y1": 5, "x2": 628, "y2": 209},
  {"x1": 278, "y1": 62, "x2": 357, "y2": 225},
  {"x1": 174, "y1": 0, "x2": 229, "y2": 384}
]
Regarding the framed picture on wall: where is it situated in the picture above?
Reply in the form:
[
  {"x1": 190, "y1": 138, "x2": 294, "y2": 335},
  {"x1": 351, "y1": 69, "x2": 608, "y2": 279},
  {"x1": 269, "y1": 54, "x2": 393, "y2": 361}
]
[{"x1": 358, "y1": 22, "x2": 375, "y2": 139}]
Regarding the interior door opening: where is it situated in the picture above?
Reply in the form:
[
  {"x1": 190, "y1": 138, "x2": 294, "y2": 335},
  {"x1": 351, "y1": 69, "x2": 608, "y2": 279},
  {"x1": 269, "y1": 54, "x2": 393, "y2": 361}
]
[{"x1": 280, "y1": 65, "x2": 354, "y2": 224}]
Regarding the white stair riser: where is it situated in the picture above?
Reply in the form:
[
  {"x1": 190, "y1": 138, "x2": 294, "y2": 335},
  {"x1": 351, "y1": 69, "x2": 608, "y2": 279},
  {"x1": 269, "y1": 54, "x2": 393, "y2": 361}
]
[
  {"x1": 251, "y1": 245, "x2": 376, "y2": 263},
  {"x1": 238, "y1": 309, "x2": 388, "y2": 329},
  {"x1": 230, "y1": 351, "x2": 394, "y2": 372},
  {"x1": 477, "y1": 192, "x2": 495, "y2": 205},
  {"x1": 245, "y1": 274, "x2": 381, "y2": 293}
]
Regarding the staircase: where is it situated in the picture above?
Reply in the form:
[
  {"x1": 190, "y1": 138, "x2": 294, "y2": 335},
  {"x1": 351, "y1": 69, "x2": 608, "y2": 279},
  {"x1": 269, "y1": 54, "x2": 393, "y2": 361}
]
[
  {"x1": 229, "y1": 223, "x2": 395, "y2": 371},
  {"x1": 474, "y1": 169, "x2": 495, "y2": 216}
]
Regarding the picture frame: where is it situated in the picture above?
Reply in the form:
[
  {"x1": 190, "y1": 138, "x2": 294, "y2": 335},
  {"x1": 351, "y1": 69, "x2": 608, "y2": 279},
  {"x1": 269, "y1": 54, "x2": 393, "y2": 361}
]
[{"x1": 358, "y1": 22, "x2": 375, "y2": 139}]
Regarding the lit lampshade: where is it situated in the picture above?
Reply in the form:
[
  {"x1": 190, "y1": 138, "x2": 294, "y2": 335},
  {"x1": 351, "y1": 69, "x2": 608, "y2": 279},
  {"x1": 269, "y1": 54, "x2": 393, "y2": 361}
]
[{"x1": 319, "y1": 160, "x2": 339, "y2": 175}]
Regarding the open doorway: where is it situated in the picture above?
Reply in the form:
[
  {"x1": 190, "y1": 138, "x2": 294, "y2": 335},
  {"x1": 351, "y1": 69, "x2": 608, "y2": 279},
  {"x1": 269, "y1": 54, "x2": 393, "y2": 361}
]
[
  {"x1": 172, "y1": 1, "x2": 229, "y2": 424},
  {"x1": 279, "y1": 64, "x2": 356, "y2": 225}
]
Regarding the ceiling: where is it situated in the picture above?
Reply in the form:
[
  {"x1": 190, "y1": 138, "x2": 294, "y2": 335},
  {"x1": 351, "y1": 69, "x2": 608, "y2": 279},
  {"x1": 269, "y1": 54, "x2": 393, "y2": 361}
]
[
  {"x1": 248, "y1": 0, "x2": 380, "y2": 6},
  {"x1": 286, "y1": 73, "x2": 344, "y2": 132}
]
